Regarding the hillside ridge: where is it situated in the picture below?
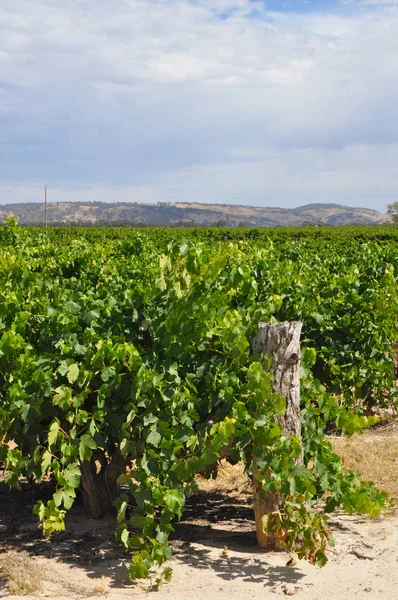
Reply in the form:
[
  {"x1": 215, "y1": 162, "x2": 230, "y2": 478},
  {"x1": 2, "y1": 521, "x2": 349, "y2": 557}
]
[{"x1": 0, "y1": 201, "x2": 390, "y2": 226}]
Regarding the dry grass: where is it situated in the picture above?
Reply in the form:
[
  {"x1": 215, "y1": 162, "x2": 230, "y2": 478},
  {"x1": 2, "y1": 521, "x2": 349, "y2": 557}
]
[
  {"x1": 0, "y1": 551, "x2": 42, "y2": 595},
  {"x1": 330, "y1": 433, "x2": 398, "y2": 500},
  {"x1": 94, "y1": 576, "x2": 108, "y2": 595},
  {"x1": 195, "y1": 420, "x2": 398, "y2": 503},
  {"x1": 196, "y1": 461, "x2": 251, "y2": 497}
]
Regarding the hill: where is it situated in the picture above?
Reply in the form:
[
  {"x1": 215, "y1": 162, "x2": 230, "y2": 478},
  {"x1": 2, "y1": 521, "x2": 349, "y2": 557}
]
[{"x1": 0, "y1": 201, "x2": 390, "y2": 227}]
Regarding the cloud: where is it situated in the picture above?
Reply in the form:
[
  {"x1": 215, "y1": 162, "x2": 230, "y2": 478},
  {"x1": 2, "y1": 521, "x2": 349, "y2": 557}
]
[{"x1": 0, "y1": 1, "x2": 398, "y2": 209}]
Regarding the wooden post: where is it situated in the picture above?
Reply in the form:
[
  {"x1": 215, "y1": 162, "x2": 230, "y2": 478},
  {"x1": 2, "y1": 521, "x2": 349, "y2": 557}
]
[{"x1": 251, "y1": 321, "x2": 303, "y2": 549}]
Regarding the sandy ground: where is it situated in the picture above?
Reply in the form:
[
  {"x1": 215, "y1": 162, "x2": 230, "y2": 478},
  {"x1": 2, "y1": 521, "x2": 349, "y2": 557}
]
[
  {"x1": 1, "y1": 419, "x2": 398, "y2": 600},
  {"x1": 0, "y1": 493, "x2": 397, "y2": 600}
]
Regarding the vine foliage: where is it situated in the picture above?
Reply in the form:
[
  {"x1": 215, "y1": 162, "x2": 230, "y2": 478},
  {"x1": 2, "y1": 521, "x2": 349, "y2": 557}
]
[{"x1": 0, "y1": 227, "x2": 394, "y2": 580}]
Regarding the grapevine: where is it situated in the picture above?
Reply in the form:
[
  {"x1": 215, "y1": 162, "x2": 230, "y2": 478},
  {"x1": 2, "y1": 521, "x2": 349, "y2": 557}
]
[{"x1": 0, "y1": 220, "x2": 395, "y2": 580}]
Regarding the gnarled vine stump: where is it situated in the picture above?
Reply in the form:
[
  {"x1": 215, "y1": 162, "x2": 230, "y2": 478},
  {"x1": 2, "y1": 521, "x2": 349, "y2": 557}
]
[{"x1": 80, "y1": 451, "x2": 127, "y2": 519}]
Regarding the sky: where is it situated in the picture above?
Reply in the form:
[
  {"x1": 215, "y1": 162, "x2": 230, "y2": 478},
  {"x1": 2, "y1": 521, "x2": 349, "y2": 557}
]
[{"x1": 1, "y1": 0, "x2": 398, "y2": 211}]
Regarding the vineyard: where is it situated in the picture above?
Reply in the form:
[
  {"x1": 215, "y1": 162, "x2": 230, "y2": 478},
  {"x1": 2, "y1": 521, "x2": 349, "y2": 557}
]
[{"x1": 0, "y1": 219, "x2": 397, "y2": 583}]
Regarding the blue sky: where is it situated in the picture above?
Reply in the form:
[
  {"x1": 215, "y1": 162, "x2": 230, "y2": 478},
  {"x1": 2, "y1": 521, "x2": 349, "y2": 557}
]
[{"x1": 1, "y1": 0, "x2": 398, "y2": 211}]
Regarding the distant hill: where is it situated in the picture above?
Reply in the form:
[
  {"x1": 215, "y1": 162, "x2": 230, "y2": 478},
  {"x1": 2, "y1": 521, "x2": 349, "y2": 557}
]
[{"x1": 0, "y1": 201, "x2": 390, "y2": 227}]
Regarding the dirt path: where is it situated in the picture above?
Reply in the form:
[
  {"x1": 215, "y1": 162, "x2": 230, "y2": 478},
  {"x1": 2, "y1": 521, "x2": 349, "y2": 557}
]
[
  {"x1": 1, "y1": 420, "x2": 398, "y2": 599},
  {"x1": 1, "y1": 486, "x2": 397, "y2": 600}
]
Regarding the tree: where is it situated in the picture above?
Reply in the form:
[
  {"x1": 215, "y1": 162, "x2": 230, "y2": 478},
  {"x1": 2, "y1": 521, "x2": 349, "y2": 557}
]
[{"x1": 387, "y1": 203, "x2": 398, "y2": 223}]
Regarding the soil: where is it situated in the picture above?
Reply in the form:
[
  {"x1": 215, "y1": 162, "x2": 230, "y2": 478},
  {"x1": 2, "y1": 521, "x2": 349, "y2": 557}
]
[{"x1": 0, "y1": 473, "x2": 397, "y2": 600}]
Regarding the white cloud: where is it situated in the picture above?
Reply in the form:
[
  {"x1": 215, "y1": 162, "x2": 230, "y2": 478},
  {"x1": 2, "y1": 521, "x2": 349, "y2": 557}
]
[{"x1": 0, "y1": 1, "x2": 398, "y2": 210}]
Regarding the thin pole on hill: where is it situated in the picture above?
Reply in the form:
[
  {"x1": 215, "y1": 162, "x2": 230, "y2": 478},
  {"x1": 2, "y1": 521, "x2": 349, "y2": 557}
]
[
  {"x1": 251, "y1": 321, "x2": 303, "y2": 549},
  {"x1": 44, "y1": 184, "x2": 48, "y2": 227}
]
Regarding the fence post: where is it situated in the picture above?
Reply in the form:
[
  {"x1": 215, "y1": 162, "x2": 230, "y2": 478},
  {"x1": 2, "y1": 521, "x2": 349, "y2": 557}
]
[{"x1": 251, "y1": 321, "x2": 303, "y2": 549}]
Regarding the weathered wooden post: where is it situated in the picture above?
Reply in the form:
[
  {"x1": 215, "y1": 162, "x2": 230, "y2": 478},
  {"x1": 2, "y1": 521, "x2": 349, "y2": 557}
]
[{"x1": 251, "y1": 321, "x2": 303, "y2": 549}]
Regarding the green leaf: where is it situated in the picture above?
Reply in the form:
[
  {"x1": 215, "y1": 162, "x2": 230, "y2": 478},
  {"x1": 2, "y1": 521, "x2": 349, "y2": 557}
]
[
  {"x1": 74, "y1": 343, "x2": 87, "y2": 356},
  {"x1": 62, "y1": 490, "x2": 75, "y2": 510},
  {"x1": 162, "y1": 567, "x2": 173, "y2": 582},
  {"x1": 78, "y1": 434, "x2": 97, "y2": 462},
  {"x1": 164, "y1": 490, "x2": 185, "y2": 515},
  {"x1": 101, "y1": 366, "x2": 116, "y2": 382},
  {"x1": 146, "y1": 430, "x2": 162, "y2": 448},
  {"x1": 156, "y1": 531, "x2": 169, "y2": 546},
  {"x1": 33, "y1": 500, "x2": 66, "y2": 537},
  {"x1": 48, "y1": 421, "x2": 60, "y2": 446},
  {"x1": 67, "y1": 363, "x2": 79, "y2": 384},
  {"x1": 53, "y1": 488, "x2": 75, "y2": 510},
  {"x1": 121, "y1": 527, "x2": 130, "y2": 549},
  {"x1": 117, "y1": 501, "x2": 128, "y2": 524},
  {"x1": 53, "y1": 386, "x2": 72, "y2": 408},
  {"x1": 129, "y1": 561, "x2": 149, "y2": 580},
  {"x1": 315, "y1": 551, "x2": 328, "y2": 567},
  {"x1": 64, "y1": 300, "x2": 81, "y2": 315},
  {"x1": 41, "y1": 450, "x2": 52, "y2": 474},
  {"x1": 20, "y1": 403, "x2": 30, "y2": 422},
  {"x1": 63, "y1": 463, "x2": 81, "y2": 489},
  {"x1": 186, "y1": 434, "x2": 198, "y2": 450}
]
